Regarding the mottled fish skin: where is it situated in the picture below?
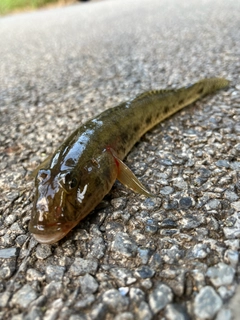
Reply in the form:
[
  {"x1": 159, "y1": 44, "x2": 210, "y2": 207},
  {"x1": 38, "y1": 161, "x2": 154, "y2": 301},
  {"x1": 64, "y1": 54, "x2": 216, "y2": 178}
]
[{"x1": 29, "y1": 78, "x2": 229, "y2": 244}]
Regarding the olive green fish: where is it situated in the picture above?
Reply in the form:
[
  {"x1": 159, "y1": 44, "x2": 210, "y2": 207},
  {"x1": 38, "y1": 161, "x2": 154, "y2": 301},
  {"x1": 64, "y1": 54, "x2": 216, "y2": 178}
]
[{"x1": 29, "y1": 78, "x2": 229, "y2": 244}]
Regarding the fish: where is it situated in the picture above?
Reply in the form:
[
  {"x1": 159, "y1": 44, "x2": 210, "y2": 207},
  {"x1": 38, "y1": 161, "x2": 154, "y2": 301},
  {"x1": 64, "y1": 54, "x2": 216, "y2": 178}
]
[{"x1": 29, "y1": 78, "x2": 229, "y2": 244}]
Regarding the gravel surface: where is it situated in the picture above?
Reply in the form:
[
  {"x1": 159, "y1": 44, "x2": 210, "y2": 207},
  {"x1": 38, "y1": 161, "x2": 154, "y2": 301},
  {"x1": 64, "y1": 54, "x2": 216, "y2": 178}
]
[{"x1": 0, "y1": 0, "x2": 240, "y2": 319}]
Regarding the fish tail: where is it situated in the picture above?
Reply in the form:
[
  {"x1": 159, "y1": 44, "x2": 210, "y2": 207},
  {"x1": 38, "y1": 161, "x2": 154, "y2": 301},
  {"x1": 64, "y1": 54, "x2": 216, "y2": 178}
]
[{"x1": 193, "y1": 77, "x2": 230, "y2": 97}]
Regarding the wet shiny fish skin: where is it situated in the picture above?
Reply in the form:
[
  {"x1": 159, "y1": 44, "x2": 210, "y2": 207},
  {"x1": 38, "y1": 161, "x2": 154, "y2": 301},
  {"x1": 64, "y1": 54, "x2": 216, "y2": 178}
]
[{"x1": 29, "y1": 78, "x2": 229, "y2": 244}]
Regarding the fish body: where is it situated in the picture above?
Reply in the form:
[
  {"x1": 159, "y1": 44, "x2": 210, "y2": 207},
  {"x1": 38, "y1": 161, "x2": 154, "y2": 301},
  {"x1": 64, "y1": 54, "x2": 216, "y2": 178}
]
[{"x1": 29, "y1": 78, "x2": 229, "y2": 244}]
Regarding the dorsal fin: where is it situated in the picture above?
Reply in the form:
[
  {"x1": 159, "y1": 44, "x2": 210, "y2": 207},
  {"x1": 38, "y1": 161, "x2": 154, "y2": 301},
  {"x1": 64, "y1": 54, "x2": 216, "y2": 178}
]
[{"x1": 132, "y1": 88, "x2": 177, "y2": 103}]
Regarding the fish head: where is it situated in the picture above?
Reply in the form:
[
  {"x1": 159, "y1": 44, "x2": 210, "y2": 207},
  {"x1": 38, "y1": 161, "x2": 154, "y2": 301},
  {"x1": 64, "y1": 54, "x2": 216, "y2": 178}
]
[{"x1": 29, "y1": 168, "x2": 91, "y2": 244}]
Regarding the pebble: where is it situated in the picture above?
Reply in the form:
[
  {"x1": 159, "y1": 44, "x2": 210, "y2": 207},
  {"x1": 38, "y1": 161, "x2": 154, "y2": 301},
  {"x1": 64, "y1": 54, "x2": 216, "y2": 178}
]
[
  {"x1": 90, "y1": 303, "x2": 106, "y2": 320},
  {"x1": 149, "y1": 283, "x2": 173, "y2": 314},
  {"x1": 46, "y1": 265, "x2": 65, "y2": 282},
  {"x1": 87, "y1": 236, "x2": 106, "y2": 259},
  {"x1": 111, "y1": 198, "x2": 127, "y2": 210},
  {"x1": 11, "y1": 284, "x2": 38, "y2": 308},
  {"x1": 206, "y1": 262, "x2": 235, "y2": 287},
  {"x1": 35, "y1": 244, "x2": 52, "y2": 260},
  {"x1": 79, "y1": 274, "x2": 99, "y2": 294},
  {"x1": 180, "y1": 197, "x2": 193, "y2": 209},
  {"x1": 224, "y1": 249, "x2": 239, "y2": 267},
  {"x1": 137, "y1": 247, "x2": 151, "y2": 264},
  {"x1": 68, "y1": 258, "x2": 98, "y2": 276},
  {"x1": 215, "y1": 308, "x2": 232, "y2": 320},
  {"x1": 43, "y1": 281, "x2": 63, "y2": 298},
  {"x1": 194, "y1": 286, "x2": 222, "y2": 319},
  {"x1": 0, "y1": 247, "x2": 19, "y2": 259},
  {"x1": 165, "y1": 303, "x2": 190, "y2": 320},
  {"x1": 215, "y1": 160, "x2": 230, "y2": 168},
  {"x1": 134, "y1": 266, "x2": 155, "y2": 279},
  {"x1": 74, "y1": 294, "x2": 95, "y2": 309},
  {"x1": 129, "y1": 287, "x2": 145, "y2": 304},
  {"x1": 110, "y1": 268, "x2": 136, "y2": 286},
  {"x1": 114, "y1": 312, "x2": 134, "y2": 320},
  {"x1": 26, "y1": 268, "x2": 45, "y2": 282},
  {"x1": 134, "y1": 301, "x2": 152, "y2": 320},
  {"x1": 112, "y1": 232, "x2": 138, "y2": 258},
  {"x1": 191, "y1": 243, "x2": 209, "y2": 259},
  {"x1": 0, "y1": 291, "x2": 11, "y2": 308},
  {"x1": 102, "y1": 289, "x2": 129, "y2": 313},
  {"x1": 224, "y1": 190, "x2": 239, "y2": 202},
  {"x1": 160, "y1": 186, "x2": 174, "y2": 195},
  {"x1": 161, "y1": 245, "x2": 184, "y2": 264}
]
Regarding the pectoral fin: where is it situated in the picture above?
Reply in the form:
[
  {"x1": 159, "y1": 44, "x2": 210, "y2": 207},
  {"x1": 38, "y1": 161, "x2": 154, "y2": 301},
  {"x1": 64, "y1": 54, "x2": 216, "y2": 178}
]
[{"x1": 115, "y1": 157, "x2": 154, "y2": 197}]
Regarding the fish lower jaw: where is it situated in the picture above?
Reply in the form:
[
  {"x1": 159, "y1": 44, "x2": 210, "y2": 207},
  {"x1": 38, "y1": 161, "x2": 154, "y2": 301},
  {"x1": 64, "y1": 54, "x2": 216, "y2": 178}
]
[{"x1": 32, "y1": 231, "x2": 67, "y2": 244}]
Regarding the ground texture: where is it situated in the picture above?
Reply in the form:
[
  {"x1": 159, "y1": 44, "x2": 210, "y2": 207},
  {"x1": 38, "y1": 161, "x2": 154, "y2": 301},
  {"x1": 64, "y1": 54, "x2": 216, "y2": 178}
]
[{"x1": 0, "y1": 0, "x2": 240, "y2": 319}]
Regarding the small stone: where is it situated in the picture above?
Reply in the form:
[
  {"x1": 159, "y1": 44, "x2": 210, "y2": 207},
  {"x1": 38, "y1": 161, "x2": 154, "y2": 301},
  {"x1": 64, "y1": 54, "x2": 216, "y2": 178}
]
[
  {"x1": 140, "y1": 197, "x2": 160, "y2": 210},
  {"x1": 224, "y1": 249, "x2": 239, "y2": 267},
  {"x1": 206, "y1": 262, "x2": 235, "y2": 287},
  {"x1": 0, "y1": 291, "x2": 11, "y2": 308},
  {"x1": 102, "y1": 289, "x2": 129, "y2": 313},
  {"x1": 215, "y1": 308, "x2": 232, "y2": 320},
  {"x1": 110, "y1": 268, "x2": 136, "y2": 286},
  {"x1": 231, "y1": 201, "x2": 240, "y2": 211},
  {"x1": 46, "y1": 265, "x2": 65, "y2": 282},
  {"x1": 165, "y1": 303, "x2": 190, "y2": 320},
  {"x1": 11, "y1": 284, "x2": 37, "y2": 308},
  {"x1": 35, "y1": 244, "x2": 52, "y2": 260},
  {"x1": 0, "y1": 247, "x2": 19, "y2": 259},
  {"x1": 68, "y1": 258, "x2": 98, "y2": 276},
  {"x1": 179, "y1": 197, "x2": 193, "y2": 209},
  {"x1": 26, "y1": 268, "x2": 45, "y2": 282},
  {"x1": 217, "y1": 285, "x2": 235, "y2": 300},
  {"x1": 25, "y1": 306, "x2": 43, "y2": 320},
  {"x1": 79, "y1": 274, "x2": 99, "y2": 294},
  {"x1": 215, "y1": 160, "x2": 230, "y2": 168},
  {"x1": 145, "y1": 218, "x2": 158, "y2": 234},
  {"x1": 111, "y1": 198, "x2": 127, "y2": 210},
  {"x1": 134, "y1": 266, "x2": 155, "y2": 279},
  {"x1": 161, "y1": 245, "x2": 184, "y2": 264},
  {"x1": 87, "y1": 236, "x2": 106, "y2": 259},
  {"x1": 191, "y1": 243, "x2": 209, "y2": 259},
  {"x1": 90, "y1": 303, "x2": 107, "y2": 320},
  {"x1": 180, "y1": 215, "x2": 203, "y2": 230},
  {"x1": 205, "y1": 199, "x2": 221, "y2": 210},
  {"x1": 137, "y1": 247, "x2": 151, "y2": 264},
  {"x1": 149, "y1": 283, "x2": 173, "y2": 314},
  {"x1": 119, "y1": 287, "x2": 129, "y2": 296},
  {"x1": 194, "y1": 286, "x2": 222, "y2": 319},
  {"x1": 224, "y1": 190, "x2": 239, "y2": 202},
  {"x1": 160, "y1": 186, "x2": 174, "y2": 195},
  {"x1": 134, "y1": 301, "x2": 152, "y2": 320},
  {"x1": 43, "y1": 281, "x2": 63, "y2": 298},
  {"x1": 230, "y1": 162, "x2": 240, "y2": 171},
  {"x1": 114, "y1": 312, "x2": 134, "y2": 320},
  {"x1": 112, "y1": 232, "x2": 137, "y2": 257},
  {"x1": 172, "y1": 177, "x2": 188, "y2": 190},
  {"x1": 141, "y1": 279, "x2": 152, "y2": 290},
  {"x1": 129, "y1": 287, "x2": 145, "y2": 304},
  {"x1": 74, "y1": 294, "x2": 95, "y2": 309}
]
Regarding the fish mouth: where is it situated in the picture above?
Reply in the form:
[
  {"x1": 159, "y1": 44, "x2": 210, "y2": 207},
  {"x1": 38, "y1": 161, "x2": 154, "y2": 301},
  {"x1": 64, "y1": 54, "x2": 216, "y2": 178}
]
[{"x1": 29, "y1": 220, "x2": 77, "y2": 244}]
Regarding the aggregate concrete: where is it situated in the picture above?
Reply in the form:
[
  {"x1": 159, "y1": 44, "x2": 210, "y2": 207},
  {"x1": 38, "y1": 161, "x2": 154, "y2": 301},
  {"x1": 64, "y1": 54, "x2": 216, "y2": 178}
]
[{"x1": 0, "y1": 0, "x2": 240, "y2": 319}]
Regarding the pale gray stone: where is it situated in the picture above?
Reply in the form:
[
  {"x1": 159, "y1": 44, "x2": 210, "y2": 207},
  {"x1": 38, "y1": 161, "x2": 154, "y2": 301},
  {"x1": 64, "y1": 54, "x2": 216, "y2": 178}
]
[
  {"x1": 149, "y1": 283, "x2": 173, "y2": 314},
  {"x1": 194, "y1": 286, "x2": 222, "y2": 319},
  {"x1": 11, "y1": 284, "x2": 37, "y2": 308},
  {"x1": 206, "y1": 262, "x2": 235, "y2": 287}
]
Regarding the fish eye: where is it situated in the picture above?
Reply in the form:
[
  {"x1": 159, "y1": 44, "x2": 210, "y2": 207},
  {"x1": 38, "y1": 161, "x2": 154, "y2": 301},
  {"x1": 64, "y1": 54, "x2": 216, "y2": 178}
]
[
  {"x1": 64, "y1": 173, "x2": 78, "y2": 190},
  {"x1": 69, "y1": 177, "x2": 78, "y2": 189}
]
